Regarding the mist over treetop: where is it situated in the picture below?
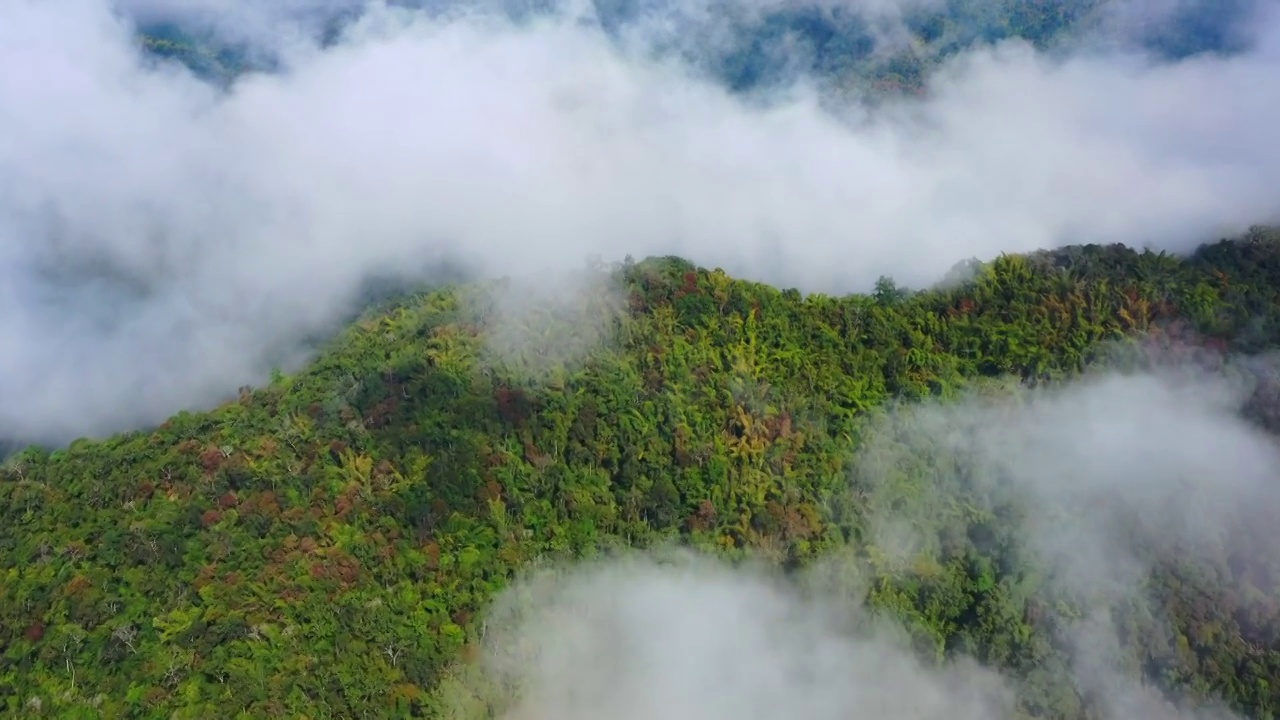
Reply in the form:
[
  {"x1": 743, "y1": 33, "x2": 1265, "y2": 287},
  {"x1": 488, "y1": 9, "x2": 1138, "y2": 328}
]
[{"x1": 3, "y1": 2, "x2": 1280, "y2": 717}]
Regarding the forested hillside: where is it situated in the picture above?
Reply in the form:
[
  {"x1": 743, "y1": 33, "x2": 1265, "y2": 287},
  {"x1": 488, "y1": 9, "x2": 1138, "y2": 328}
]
[{"x1": 2, "y1": 227, "x2": 1279, "y2": 718}]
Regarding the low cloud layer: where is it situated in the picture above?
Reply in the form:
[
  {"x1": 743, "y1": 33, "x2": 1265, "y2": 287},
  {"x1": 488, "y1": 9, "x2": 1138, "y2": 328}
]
[
  {"x1": 446, "y1": 364, "x2": 1279, "y2": 719},
  {"x1": 3, "y1": 0, "x2": 1280, "y2": 444},
  {"x1": 463, "y1": 553, "x2": 1018, "y2": 720},
  {"x1": 852, "y1": 363, "x2": 1280, "y2": 719}
]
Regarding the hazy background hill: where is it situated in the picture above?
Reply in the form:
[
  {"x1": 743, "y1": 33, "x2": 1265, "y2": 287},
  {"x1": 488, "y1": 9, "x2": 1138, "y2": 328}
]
[{"x1": 132, "y1": 0, "x2": 1259, "y2": 93}]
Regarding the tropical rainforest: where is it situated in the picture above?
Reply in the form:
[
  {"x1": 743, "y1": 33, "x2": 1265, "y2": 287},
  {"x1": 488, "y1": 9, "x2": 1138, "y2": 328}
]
[{"x1": 3, "y1": 225, "x2": 1280, "y2": 718}]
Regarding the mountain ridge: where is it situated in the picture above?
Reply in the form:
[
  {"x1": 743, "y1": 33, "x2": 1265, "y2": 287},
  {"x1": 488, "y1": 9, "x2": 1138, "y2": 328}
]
[{"x1": 2, "y1": 228, "x2": 1279, "y2": 717}]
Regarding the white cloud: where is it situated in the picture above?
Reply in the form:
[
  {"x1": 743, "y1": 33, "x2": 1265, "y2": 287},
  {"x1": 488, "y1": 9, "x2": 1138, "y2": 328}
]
[
  {"x1": 850, "y1": 364, "x2": 1280, "y2": 719},
  {"x1": 463, "y1": 552, "x2": 1017, "y2": 720}
]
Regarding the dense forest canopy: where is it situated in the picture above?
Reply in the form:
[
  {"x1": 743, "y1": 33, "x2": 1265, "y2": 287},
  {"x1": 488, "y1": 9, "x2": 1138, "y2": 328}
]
[{"x1": 3, "y1": 227, "x2": 1280, "y2": 718}]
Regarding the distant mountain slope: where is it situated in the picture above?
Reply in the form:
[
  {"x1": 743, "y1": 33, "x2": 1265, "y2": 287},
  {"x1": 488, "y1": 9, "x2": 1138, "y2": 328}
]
[
  {"x1": 2, "y1": 228, "x2": 1278, "y2": 718},
  {"x1": 136, "y1": 23, "x2": 248, "y2": 86},
  {"x1": 131, "y1": 0, "x2": 1256, "y2": 94}
]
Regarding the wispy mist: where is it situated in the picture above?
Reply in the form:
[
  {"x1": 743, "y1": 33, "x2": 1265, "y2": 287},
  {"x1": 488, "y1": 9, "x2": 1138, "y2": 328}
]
[
  {"x1": 441, "y1": 363, "x2": 1279, "y2": 719},
  {"x1": 460, "y1": 552, "x2": 1018, "y2": 720},
  {"x1": 852, "y1": 363, "x2": 1280, "y2": 718},
  {"x1": 2, "y1": 0, "x2": 1279, "y2": 444}
]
